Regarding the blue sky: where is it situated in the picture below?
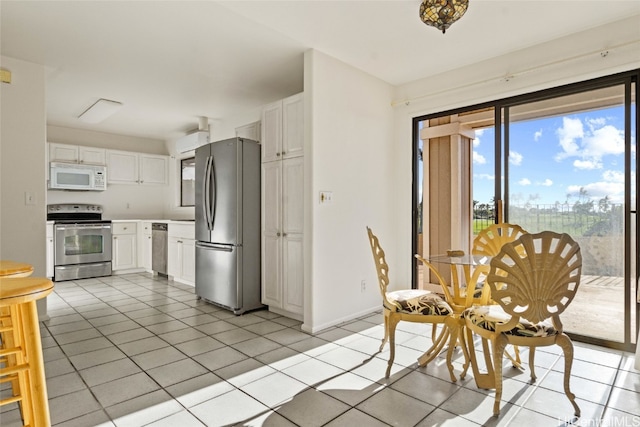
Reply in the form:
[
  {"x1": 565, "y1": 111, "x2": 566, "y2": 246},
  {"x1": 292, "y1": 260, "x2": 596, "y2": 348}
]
[{"x1": 472, "y1": 105, "x2": 635, "y2": 207}]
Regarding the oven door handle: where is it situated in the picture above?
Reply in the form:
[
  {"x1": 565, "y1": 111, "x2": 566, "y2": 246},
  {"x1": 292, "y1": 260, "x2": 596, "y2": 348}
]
[{"x1": 55, "y1": 224, "x2": 112, "y2": 231}]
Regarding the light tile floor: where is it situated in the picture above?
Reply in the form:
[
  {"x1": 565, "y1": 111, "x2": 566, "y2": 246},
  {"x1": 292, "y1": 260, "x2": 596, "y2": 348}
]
[{"x1": 1, "y1": 273, "x2": 638, "y2": 426}]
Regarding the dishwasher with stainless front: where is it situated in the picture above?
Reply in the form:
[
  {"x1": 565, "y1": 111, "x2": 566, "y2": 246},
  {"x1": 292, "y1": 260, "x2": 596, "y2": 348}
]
[{"x1": 151, "y1": 223, "x2": 168, "y2": 275}]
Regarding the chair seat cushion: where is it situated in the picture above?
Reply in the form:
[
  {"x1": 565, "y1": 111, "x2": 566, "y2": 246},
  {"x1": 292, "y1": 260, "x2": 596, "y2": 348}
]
[
  {"x1": 463, "y1": 305, "x2": 557, "y2": 337},
  {"x1": 387, "y1": 290, "x2": 453, "y2": 315}
]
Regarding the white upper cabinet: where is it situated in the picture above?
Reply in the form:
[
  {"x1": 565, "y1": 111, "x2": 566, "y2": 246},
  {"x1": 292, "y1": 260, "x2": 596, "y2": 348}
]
[
  {"x1": 107, "y1": 150, "x2": 168, "y2": 185},
  {"x1": 282, "y1": 93, "x2": 304, "y2": 158},
  {"x1": 49, "y1": 143, "x2": 79, "y2": 163},
  {"x1": 107, "y1": 150, "x2": 139, "y2": 184},
  {"x1": 139, "y1": 154, "x2": 169, "y2": 185},
  {"x1": 49, "y1": 143, "x2": 106, "y2": 164},
  {"x1": 261, "y1": 93, "x2": 304, "y2": 162},
  {"x1": 235, "y1": 121, "x2": 261, "y2": 142},
  {"x1": 79, "y1": 146, "x2": 106, "y2": 164}
]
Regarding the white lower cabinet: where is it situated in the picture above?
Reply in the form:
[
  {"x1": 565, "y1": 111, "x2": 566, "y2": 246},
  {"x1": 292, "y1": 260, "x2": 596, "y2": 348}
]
[
  {"x1": 46, "y1": 223, "x2": 54, "y2": 278},
  {"x1": 168, "y1": 223, "x2": 195, "y2": 286},
  {"x1": 139, "y1": 221, "x2": 153, "y2": 272},
  {"x1": 112, "y1": 222, "x2": 137, "y2": 271}
]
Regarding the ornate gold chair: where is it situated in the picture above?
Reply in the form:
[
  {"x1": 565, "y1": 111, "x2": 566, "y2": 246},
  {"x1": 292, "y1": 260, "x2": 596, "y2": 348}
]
[
  {"x1": 367, "y1": 227, "x2": 457, "y2": 379},
  {"x1": 472, "y1": 223, "x2": 527, "y2": 258},
  {"x1": 463, "y1": 231, "x2": 582, "y2": 417},
  {"x1": 471, "y1": 223, "x2": 528, "y2": 370}
]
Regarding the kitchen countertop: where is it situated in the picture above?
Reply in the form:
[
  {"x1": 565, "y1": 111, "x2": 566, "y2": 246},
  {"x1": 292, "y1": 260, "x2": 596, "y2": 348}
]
[{"x1": 109, "y1": 219, "x2": 194, "y2": 223}]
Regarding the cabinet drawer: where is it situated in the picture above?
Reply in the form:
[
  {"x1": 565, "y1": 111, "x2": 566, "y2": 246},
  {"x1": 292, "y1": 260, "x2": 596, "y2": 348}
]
[
  {"x1": 141, "y1": 222, "x2": 153, "y2": 235},
  {"x1": 112, "y1": 222, "x2": 137, "y2": 235},
  {"x1": 168, "y1": 223, "x2": 195, "y2": 239}
]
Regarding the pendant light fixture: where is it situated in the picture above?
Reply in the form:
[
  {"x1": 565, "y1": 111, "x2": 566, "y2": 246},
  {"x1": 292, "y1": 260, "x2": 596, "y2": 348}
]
[{"x1": 419, "y1": 0, "x2": 469, "y2": 34}]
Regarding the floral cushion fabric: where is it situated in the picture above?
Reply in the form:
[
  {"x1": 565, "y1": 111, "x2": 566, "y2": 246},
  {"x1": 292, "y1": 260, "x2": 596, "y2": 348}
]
[
  {"x1": 463, "y1": 305, "x2": 557, "y2": 337},
  {"x1": 387, "y1": 290, "x2": 453, "y2": 316}
]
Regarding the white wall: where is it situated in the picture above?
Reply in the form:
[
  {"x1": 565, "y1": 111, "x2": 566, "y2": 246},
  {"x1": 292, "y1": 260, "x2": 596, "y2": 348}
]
[
  {"x1": 0, "y1": 56, "x2": 48, "y2": 315},
  {"x1": 303, "y1": 50, "x2": 395, "y2": 333},
  {"x1": 390, "y1": 15, "x2": 640, "y2": 286}
]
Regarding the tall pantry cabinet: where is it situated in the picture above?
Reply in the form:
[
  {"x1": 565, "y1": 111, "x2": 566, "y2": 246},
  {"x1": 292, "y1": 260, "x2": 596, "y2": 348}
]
[{"x1": 261, "y1": 93, "x2": 304, "y2": 318}]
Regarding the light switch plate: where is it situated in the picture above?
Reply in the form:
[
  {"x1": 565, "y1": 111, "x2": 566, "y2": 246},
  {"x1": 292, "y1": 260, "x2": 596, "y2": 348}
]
[{"x1": 25, "y1": 192, "x2": 36, "y2": 205}]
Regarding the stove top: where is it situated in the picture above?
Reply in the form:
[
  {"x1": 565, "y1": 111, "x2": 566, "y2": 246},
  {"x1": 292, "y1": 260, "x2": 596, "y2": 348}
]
[{"x1": 47, "y1": 203, "x2": 105, "y2": 222}]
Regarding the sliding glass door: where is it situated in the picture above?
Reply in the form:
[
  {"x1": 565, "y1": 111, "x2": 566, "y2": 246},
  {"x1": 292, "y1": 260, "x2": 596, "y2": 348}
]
[
  {"x1": 503, "y1": 84, "x2": 634, "y2": 345},
  {"x1": 413, "y1": 71, "x2": 639, "y2": 351}
]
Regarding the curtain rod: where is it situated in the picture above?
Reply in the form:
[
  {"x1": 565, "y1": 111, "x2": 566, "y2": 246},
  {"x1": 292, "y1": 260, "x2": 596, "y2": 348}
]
[{"x1": 391, "y1": 39, "x2": 640, "y2": 108}]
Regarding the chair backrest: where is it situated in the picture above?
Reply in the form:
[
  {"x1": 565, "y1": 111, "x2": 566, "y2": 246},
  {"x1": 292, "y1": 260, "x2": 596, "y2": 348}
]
[
  {"x1": 366, "y1": 227, "x2": 395, "y2": 308},
  {"x1": 488, "y1": 231, "x2": 582, "y2": 330},
  {"x1": 472, "y1": 223, "x2": 527, "y2": 257}
]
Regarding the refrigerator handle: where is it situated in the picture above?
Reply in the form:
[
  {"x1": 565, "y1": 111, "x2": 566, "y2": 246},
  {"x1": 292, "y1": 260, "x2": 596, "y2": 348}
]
[
  {"x1": 196, "y1": 241, "x2": 234, "y2": 252},
  {"x1": 210, "y1": 154, "x2": 217, "y2": 231},
  {"x1": 203, "y1": 155, "x2": 213, "y2": 230}
]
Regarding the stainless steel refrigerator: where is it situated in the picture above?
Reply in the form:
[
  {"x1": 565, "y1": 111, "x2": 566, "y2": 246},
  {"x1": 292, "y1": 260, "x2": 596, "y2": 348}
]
[{"x1": 195, "y1": 137, "x2": 263, "y2": 315}]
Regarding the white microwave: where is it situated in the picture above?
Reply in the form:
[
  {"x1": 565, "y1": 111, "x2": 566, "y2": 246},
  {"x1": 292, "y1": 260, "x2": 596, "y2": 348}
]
[{"x1": 49, "y1": 162, "x2": 107, "y2": 191}]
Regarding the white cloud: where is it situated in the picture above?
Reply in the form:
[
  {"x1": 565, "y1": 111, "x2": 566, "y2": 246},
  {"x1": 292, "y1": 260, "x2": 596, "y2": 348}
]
[
  {"x1": 573, "y1": 159, "x2": 602, "y2": 170},
  {"x1": 534, "y1": 129, "x2": 543, "y2": 141},
  {"x1": 567, "y1": 181, "x2": 624, "y2": 203},
  {"x1": 473, "y1": 151, "x2": 486, "y2": 164},
  {"x1": 473, "y1": 128, "x2": 484, "y2": 148},
  {"x1": 582, "y1": 124, "x2": 624, "y2": 157},
  {"x1": 555, "y1": 117, "x2": 583, "y2": 160},
  {"x1": 554, "y1": 116, "x2": 624, "y2": 168},
  {"x1": 538, "y1": 179, "x2": 553, "y2": 186},
  {"x1": 473, "y1": 173, "x2": 494, "y2": 181},
  {"x1": 509, "y1": 150, "x2": 523, "y2": 166},
  {"x1": 603, "y1": 170, "x2": 624, "y2": 183},
  {"x1": 518, "y1": 178, "x2": 531, "y2": 186}
]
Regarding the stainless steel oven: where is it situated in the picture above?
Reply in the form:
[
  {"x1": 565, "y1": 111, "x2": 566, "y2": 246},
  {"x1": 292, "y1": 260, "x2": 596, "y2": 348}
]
[{"x1": 48, "y1": 204, "x2": 112, "y2": 281}]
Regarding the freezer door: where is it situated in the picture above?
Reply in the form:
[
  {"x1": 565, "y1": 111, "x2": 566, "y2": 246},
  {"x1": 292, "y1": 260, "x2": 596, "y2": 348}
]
[
  {"x1": 195, "y1": 241, "x2": 241, "y2": 310},
  {"x1": 209, "y1": 139, "x2": 241, "y2": 244}
]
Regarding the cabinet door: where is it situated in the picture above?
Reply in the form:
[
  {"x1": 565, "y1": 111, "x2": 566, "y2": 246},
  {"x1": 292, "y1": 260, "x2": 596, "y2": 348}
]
[
  {"x1": 282, "y1": 157, "x2": 304, "y2": 235},
  {"x1": 262, "y1": 161, "x2": 282, "y2": 307},
  {"x1": 140, "y1": 154, "x2": 168, "y2": 185},
  {"x1": 283, "y1": 233, "x2": 303, "y2": 314},
  {"x1": 140, "y1": 233, "x2": 152, "y2": 271},
  {"x1": 181, "y1": 239, "x2": 195, "y2": 284},
  {"x1": 262, "y1": 234, "x2": 282, "y2": 307},
  {"x1": 236, "y1": 121, "x2": 261, "y2": 142},
  {"x1": 79, "y1": 147, "x2": 106, "y2": 165},
  {"x1": 262, "y1": 161, "x2": 281, "y2": 236},
  {"x1": 261, "y1": 100, "x2": 282, "y2": 162},
  {"x1": 282, "y1": 93, "x2": 304, "y2": 159},
  {"x1": 107, "y1": 150, "x2": 139, "y2": 184},
  {"x1": 168, "y1": 237, "x2": 180, "y2": 278},
  {"x1": 113, "y1": 234, "x2": 137, "y2": 270},
  {"x1": 49, "y1": 143, "x2": 79, "y2": 163}
]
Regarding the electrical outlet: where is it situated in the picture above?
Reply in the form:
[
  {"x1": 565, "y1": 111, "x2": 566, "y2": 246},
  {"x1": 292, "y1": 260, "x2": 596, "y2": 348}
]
[{"x1": 361, "y1": 280, "x2": 366, "y2": 292}]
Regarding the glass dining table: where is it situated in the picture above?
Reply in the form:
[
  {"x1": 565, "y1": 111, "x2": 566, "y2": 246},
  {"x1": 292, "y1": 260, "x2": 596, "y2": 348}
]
[
  {"x1": 418, "y1": 252, "x2": 521, "y2": 388},
  {"x1": 425, "y1": 253, "x2": 493, "y2": 310}
]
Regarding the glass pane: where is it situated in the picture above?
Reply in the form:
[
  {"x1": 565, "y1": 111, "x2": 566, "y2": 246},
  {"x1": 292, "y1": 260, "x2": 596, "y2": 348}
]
[
  {"x1": 181, "y1": 157, "x2": 195, "y2": 207},
  {"x1": 58, "y1": 172, "x2": 90, "y2": 186},
  {"x1": 507, "y1": 85, "x2": 626, "y2": 342},
  {"x1": 472, "y1": 122, "x2": 496, "y2": 234},
  {"x1": 64, "y1": 235, "x2": 103, "y2": 256}
]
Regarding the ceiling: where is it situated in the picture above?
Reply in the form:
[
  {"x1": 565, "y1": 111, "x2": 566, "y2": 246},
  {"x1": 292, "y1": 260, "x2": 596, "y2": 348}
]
[{"x1": 2, "y1": 1, "x2": 639, "y2": 141}]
